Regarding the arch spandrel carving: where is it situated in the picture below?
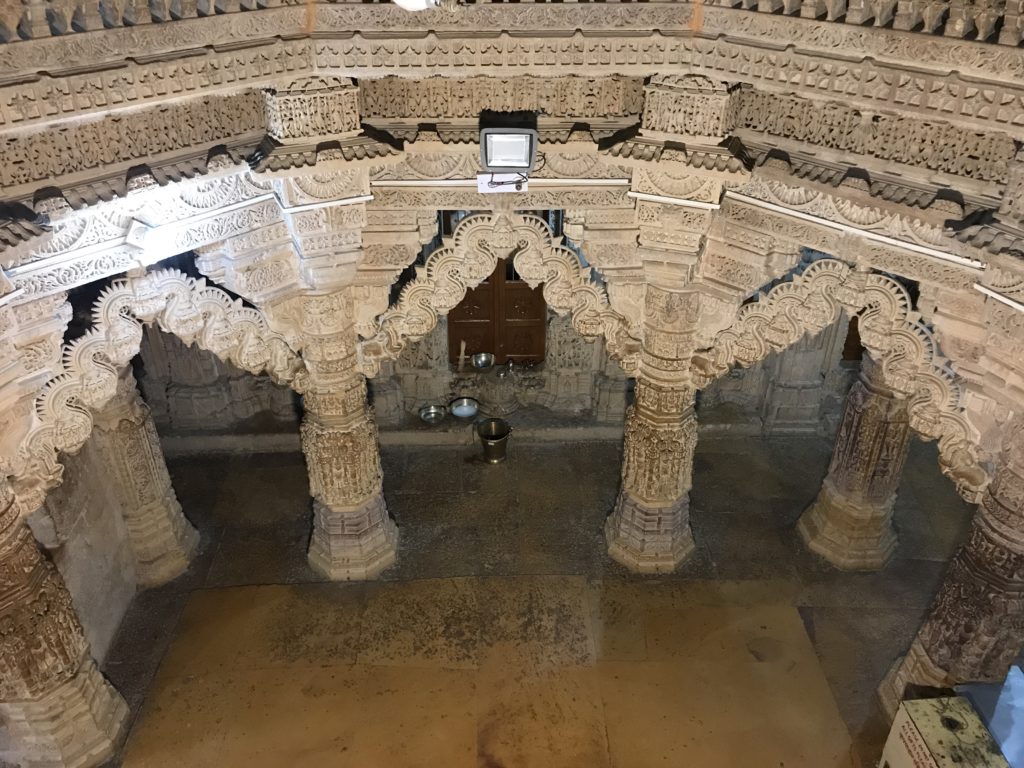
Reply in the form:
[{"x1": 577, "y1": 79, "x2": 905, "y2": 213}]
[
  {"x1": 693, "y1": 258, "x2": 990, "y2": 501},
  {"x1": 356, "y1": 212, "x2": 641, "y2": 378},
  {"x1": 3, "y1": 268, "x2": 306, "y2": 517}
]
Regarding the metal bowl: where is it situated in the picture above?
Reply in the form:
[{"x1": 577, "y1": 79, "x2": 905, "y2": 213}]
[
  {"x1": 471, "y1": 352, "x2": 495, "y2": 371},
  {"x1": 418, "y1": 404, "x2": 447, "y2": 425},
  {"x1": 449, "y1": 396, "x2": 479, "y2": 419}
]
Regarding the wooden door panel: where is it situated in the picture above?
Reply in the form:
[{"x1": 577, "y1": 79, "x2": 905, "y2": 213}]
[{"x1": 447, "y1": 258, "x2": 547, "y2": 365}]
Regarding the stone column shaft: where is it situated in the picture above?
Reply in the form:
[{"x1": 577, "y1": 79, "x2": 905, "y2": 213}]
[
  {"x1": 302, "y1": 377, "x2": 397, "y2": 580},
  {"x1": 879, "y1": 426, "x2": 1024, "y2": 716},
  {"x1": 0, "y1": 480, "x2": 128, "y2": 767},
  {"x1": 798, "y1": 356, "x2": 911, "y2": 570},
  {"x1": 605, "y1": 378, "x2": 698, "y2": 572},
  {"x1": 92, "y1": 369, "x2": 198, "y2": 587}
]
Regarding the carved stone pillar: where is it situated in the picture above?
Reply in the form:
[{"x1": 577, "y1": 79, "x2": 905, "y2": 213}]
[
  {"x1": 92, "y1": 368, "x2": 199, "y2": 588},
  {"x1": 294, "y1": 291, "x2": 397, "y2": 581},
  {"x1": 302, "y1": 379, "x2": 397, "y2": 581},
  {"x1": 605, "y1": 379, "x2": 698, "y2": 572},
  {"x1": 0, "y1": 479, "x2": 128, "y2": 767},
  {"x1": 878, "y1": 423, "x2": 1024, "y2": 716},
  {"x1": 798, "y1": 355, "x2": 911, "y2": 570}
]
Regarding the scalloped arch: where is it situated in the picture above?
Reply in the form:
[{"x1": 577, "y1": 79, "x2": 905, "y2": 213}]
[
  {"x1": 693, "y1": 258, "x2": 989, "y2": 502},
  {"x1": 356, "y1": 212, "x2": 641, "y2": 377},
  {"x1": 5, "y1": 268, "x2": 306, "y2": 516}
]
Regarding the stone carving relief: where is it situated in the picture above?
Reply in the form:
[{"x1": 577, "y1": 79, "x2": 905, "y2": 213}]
[
  {"x1": 263, "y1": 76, "x2": 360, "y2": 143},
  {"x1": 4, "y1": 269, "x2": 304, "y2": 518},
  {"x1": 694, "y1": 258, "x2": 988, "y2": 500},
  {"x1": 357, "y1": 213, "x2": 641, "y2": 378},
  {"x1": 360, "y1": 75, "x2": 643, "y2": 119},
  {"x1": 733, "y1": 88, "x2": 1016, "y2": 184},
  {"x1": 1, "y1": 92, "x2": 265, "y2": 193},
  {"x1": 641, "y1": 74, "x2": 737, "y2": 138}
]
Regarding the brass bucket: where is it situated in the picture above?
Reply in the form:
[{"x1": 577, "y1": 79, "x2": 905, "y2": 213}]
[{"x1": 477, "y1": 418, "x2": 512, "y2": 464}]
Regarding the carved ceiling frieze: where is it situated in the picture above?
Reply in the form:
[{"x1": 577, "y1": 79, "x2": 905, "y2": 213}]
[{"x1": 3, "y1": 3, "x2": 1023, "y2": 84}]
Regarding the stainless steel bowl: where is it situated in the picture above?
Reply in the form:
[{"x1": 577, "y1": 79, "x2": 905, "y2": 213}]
[
  {"x1": 471, "y1": 352, "x2": 495, "y2": 370},
  {"x1": 418, "y1": 404, "x2": 447, "y2": 425},
  {"x1": 449, "y1": 396, "x2": 479, "y2": 419}
]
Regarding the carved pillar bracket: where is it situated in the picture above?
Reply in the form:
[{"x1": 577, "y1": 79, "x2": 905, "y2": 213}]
[
  {"x1": 605, "y1": 378, "x2": 698, "y2": 573},
  {"x1": 798, "y1": 354, "x2": 912, "y2": 570},
  {"x1": 0, "y1": 479, "x2": 128, "y2": 767},
  {"x1": 294, "y1": 290, "x2": 397, "y2": 581},
  {"x1": 92, "y1": 369, "x2": 199, "y2": 588},
  {"x1": 879, "y1": 420, "x2": 1024, "y2": 716}
]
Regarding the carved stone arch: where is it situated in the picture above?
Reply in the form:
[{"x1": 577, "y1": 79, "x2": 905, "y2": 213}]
[
  {"x1": 693, "y1": 258, "x2": 989, "y2": 502},
  {"x1": 4, "y1": 268, "x2": 306, "y2": 517},
  {"x1": 356, "y1": 212, "x2": 641, "y2": 377}
]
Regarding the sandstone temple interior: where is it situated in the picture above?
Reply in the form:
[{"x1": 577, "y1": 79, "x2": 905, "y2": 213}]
[{"x1": 0, "y1": 2, "x2": 1023, "y2": 766}]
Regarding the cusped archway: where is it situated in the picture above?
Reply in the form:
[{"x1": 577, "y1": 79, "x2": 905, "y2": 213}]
[{"x1": 356, "y1": 212, "x2": 641, "y2": 377}]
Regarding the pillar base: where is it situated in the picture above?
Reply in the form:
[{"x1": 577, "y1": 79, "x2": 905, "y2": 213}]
[
  {"x1": 1, "y1": 656, "x2": 128, "y2": 768},
  {"x1": 798, "y1": 481, "x2": 897, "y2": 571},
  {"x1": 877, "y1": 639, "x2": 950, "y2": 719},
  {"x1": 308, "y1": 493, "x2": 398, "y2": 581},
  {"x1": 605, "y1": 491, "x2": 695, "y2": 574},
  {"x1": 128, "y1": 495, "x2": 200, "y2": 588}
]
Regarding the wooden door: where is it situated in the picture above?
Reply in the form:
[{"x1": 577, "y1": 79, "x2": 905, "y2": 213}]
[{"x1": 448, "y1": 259, "x2": 546, "y2": 365}]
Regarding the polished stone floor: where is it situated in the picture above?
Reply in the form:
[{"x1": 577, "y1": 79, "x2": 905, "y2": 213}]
[{"x1": 101, "y1": 436, "x2": 974, "y2": 767}]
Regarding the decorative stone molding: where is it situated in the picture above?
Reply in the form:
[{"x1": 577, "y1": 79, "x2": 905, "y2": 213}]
[
  {"x1": 92, "y1": 368, "x2": 199, "y2": 588},
  {"x1": 357, "y1": 212, "x2": 641, "y2": 378},
  {"x1": 0, "y1": 479, "x2": 127, "y2": 768},
  {"x1": 4, "y1": 268, "x2": 304, "y2": 519},
  {"x1": 879, "y1": 420, "x2": 1024, "y2": 716},
  {"x1": 366, "y1": 187, "x2": 633, "y2": 212},
  {"x1": 694, "y1": 258, "x2": 988, "y2": 501},
  {"x1": 798, "y1": 354, "x2": 912, "y2": 570}
]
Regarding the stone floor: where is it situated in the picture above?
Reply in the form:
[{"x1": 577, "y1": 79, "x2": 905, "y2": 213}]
[{"x1": 101, "y1": 435, "x2": 974, "y2": 767}]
